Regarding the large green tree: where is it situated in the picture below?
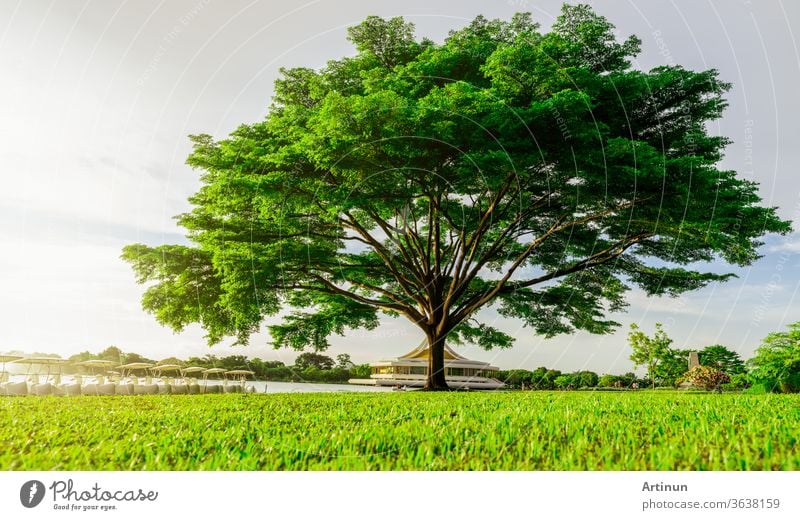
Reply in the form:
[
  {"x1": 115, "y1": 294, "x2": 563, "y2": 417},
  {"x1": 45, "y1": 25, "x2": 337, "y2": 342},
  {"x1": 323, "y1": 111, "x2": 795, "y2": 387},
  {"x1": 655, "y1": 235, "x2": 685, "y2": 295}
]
[
  {"x1": 748, "y1": 322, "x2": 800, "y2": 393},
  {"x1": 628, "y1": 323, "x2": 673, "y2": 389},
  {"x1": 656, "y1": 347, "x2": 692, "y2": 386},
  {"x1": 698, "y1": 344, "x2": 745, "y2": 375},
  {"x1": 122, "y1": 6, "x2": 789, "y2": 389},
  {"x1": 294, "y1": 352, "x2": 335, "y2": 370}
]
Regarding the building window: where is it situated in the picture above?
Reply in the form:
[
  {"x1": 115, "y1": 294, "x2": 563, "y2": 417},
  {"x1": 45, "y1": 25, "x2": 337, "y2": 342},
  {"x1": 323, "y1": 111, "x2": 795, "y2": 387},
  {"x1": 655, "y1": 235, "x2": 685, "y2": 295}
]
[
  {"x1": 410, "y1": 367, "x2": 426, "y2": 375},
  {"x1": 448, "y1": 368, "x2": 464, "y2": 376}
]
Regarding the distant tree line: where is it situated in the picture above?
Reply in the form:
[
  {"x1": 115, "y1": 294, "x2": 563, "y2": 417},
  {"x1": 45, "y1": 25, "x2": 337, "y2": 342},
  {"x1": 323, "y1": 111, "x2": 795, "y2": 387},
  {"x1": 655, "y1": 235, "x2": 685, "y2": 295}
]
[
  {"x1": 56, "y1": 347, "x2": 369, "y2": 383},
  {"x1": 626, "y1": 322, "x2": 800, "y2": 393},
  {"x1": 497, "y1": 367, "x2": 648, "y2": 390},
  {"x1": 498, "y1": 320, "x2": 800, "y2": 393},
  {"x1": 9, "y1": 320, "x2": 800, "y2": 392}
]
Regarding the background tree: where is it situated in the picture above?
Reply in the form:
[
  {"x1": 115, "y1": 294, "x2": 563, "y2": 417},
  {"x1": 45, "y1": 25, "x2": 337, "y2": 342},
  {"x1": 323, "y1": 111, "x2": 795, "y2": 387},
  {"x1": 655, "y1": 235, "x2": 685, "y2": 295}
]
[
  {"x1": 121, "y1": 5, "x2": 789, "y2": 389},
  {"x1": 542, "y1": 369, "x2": 563, "y2": 389},
  {"x1": 529, "y1": 367, "x2": 549, "y2": 389},
  {"x1": 572, "y1": 370, "x2": 599, "y2": 388},
  {"x1": 698, "y1": 344, "x2": 745, "y2": 375},
  {"x1": 157, "y1": 356, "x2": 184, "y2": 366},
  {"x1": 655, "y1": 347, "x2": 692, "y2": 387},
  {"x1": 185, "y1": 356, "x2": 210, "y2": 368},
  {"x1": 553, "y1": 374, "x2": 575, "y2": 389},
  {"x1": 122, "y1": 352, "x2": 156, "y2": 365},
  {"x1": 98, "y1": 346, "x2": 123, "y2": 364},
  {"x1": 748, "y1": 322, "x2": 800, "y2": 393},
  {"x1": 501, "y1": 369, "x2": 534, "y2": 388},
  {"x1": 726, "y1": 372, "x2": 750, "y2": 391},
  {"x1": 335, "y1": 353, "x2": 354, "y2": 369},
  {"x1": 294, "y1": 352, "x2": 335, "y2": 370},
  {"x1": 350, "y1": 364, "x2": 372, "y2": 379},
  {"x1": 598, "y1": 374, "x2": 620, "y2": 388},
  {"x1": 628, "y1": 323, "x2": 673, "y2": 389},
  {"x1": 620, "y1": 372, "x2": 642, "y2": 388},
  {"x1": 68, "y1": 351, "x2": 95, "y2": 363},
  {"x1": 218, "y1": 355, "x2": 249, "y2": 370}
]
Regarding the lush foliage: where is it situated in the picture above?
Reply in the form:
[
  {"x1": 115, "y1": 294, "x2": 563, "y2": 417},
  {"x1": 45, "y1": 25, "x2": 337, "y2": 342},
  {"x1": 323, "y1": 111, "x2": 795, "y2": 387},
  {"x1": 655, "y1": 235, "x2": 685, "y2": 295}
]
[
  {"x1": 335, "y1": 353, "x2": 354, "y2": 368},
  {"x1": 597, "y1": 372, "x2": 642, "y2": 388},
  {"x1": 725, "y1": 373, "x2": 750, "y2": 391},
  {"x1": 552, "y1": 370, "x2": 599, "y2": 388},
  {"x1": 698, "y1": 345, "x2": 745, "y2": 374},
  {"x1": 553, "y1": 374, "x2": 574, "y2": 389},
  {"x1": 748, "y1": 322, "x2": 800, "y2": 393},
  {"x1": 498, "y1": 367, "x2": 605, "y2": 389},
  {"x1": 528, "y1": 367, "x2": 564, "y2": 389},
  {"x1": 655, "y1": 347, "x2": 693, "y2": 387},
  {"x1": 2, "y1": 392, "x2": 799, "y2": 470},
  {"x1": 120, "y1": 4, "x2": 789, "y2": 389},
  {"x1": 628, "y1": 323, "x2": 674, "y2": 388},
  {"x1": 683, "y1": 365, "x2": 731, "y2": 391},
  {"x1": 294, "y1": 352, "x2": 335, "y2": 370},
  {"x1": 629, "y1": 330, "x2": 747, "y2": 388}
]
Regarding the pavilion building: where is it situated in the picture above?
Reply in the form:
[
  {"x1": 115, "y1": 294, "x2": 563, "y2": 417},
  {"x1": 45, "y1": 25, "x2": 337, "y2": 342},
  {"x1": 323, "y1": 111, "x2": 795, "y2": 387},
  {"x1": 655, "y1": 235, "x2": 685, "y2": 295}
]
[{"x1": 348, "y1": 340, "x2": 504, "y2": 389}]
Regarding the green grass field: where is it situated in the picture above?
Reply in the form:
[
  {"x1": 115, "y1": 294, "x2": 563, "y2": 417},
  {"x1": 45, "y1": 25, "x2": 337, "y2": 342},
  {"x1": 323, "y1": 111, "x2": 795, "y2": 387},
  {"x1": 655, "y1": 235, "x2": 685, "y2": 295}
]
[{"x1": 1, "y1": 392, "x2": 798, "y2": 470}]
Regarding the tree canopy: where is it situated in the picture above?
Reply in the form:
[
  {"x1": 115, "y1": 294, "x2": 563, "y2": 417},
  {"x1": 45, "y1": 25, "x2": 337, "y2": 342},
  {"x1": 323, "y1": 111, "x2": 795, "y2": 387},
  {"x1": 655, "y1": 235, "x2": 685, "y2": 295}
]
[
  {"x1": 698, "y1": 344, "x2": 745, "y2": 375},
  {"x1": 628, "y1": 323, "x2": 674, "y2": 388},
  {"x1": 122, "y1": 5, "x2": 790, "y2": 389},
  {"x1": 294, "y1": 352, "x2": 335, "y2": 370},
  {"x1": 748, "y1": 322, "x2": 800, "y2": 392}
]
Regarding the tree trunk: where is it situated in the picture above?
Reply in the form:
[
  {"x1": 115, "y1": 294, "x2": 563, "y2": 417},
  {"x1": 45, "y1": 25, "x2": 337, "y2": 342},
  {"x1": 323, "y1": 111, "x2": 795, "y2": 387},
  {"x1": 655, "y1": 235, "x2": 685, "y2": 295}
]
[{"x1": 425, "y1": 331, "x2": 449, "y2": 391}]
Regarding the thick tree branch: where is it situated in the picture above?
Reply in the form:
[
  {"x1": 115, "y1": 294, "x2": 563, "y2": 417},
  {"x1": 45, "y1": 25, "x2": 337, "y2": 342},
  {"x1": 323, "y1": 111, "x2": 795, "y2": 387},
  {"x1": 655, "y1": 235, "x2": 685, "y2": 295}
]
[
  {"x1": 450, "y1": 231, "x2": 653, "y2": 325},
  {"x1": 339, "y1": 212, "x2": 430, "y2": 313},
  {"x1": 299, "y1": 274, "x2": 425, "y2": 324}
]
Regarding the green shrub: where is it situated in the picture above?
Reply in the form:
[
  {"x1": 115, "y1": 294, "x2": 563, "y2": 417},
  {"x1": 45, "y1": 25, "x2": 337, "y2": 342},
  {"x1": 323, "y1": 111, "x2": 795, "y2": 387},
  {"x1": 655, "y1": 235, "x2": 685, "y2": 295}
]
[
  {"x1": 684, "y1": 365, "x2": 730, "y2": 391},
  {"x1": 727, "y1": 373, "x2": 750, "y2": 390},
  {"x1": 744, "y1": 383, "x2": 771, "y2": 394}
]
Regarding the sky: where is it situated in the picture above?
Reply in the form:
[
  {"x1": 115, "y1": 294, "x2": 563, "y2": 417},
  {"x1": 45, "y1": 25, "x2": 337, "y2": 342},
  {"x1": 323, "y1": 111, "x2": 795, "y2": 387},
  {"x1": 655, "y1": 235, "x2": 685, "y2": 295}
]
[{"x1": 1, "y1": 0, "x2": 799, "y2": 375}]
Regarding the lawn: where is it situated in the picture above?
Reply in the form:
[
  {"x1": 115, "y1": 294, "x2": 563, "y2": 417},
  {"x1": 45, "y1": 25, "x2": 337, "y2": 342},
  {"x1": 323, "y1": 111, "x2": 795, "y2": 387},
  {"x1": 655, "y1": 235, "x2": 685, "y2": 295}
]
[{"x1": 1, "y1": 392, "x2": 798, "y2": 470}]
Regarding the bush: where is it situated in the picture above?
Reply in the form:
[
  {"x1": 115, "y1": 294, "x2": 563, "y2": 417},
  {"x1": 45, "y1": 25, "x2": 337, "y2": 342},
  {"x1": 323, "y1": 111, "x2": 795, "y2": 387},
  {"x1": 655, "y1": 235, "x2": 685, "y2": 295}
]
[
  {"x1": 727, "y1": 373, "x2": 750, "y2": 390},
  {"x1": 684, "y1": 365, "x2": 730, "y2": 391},
  {"x1": 744, "y1": 383, "x2": 771, "y2": 395},
  {"x1": 778, "y1": 373, "x2": 800, "y2": 393}
]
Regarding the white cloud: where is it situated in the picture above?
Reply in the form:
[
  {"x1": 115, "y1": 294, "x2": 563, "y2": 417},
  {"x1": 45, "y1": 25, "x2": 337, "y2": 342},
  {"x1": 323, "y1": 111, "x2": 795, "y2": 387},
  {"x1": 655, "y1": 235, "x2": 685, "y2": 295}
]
[{"x1": 766, "y1": 233, "x2": 800, "y2": 253}]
